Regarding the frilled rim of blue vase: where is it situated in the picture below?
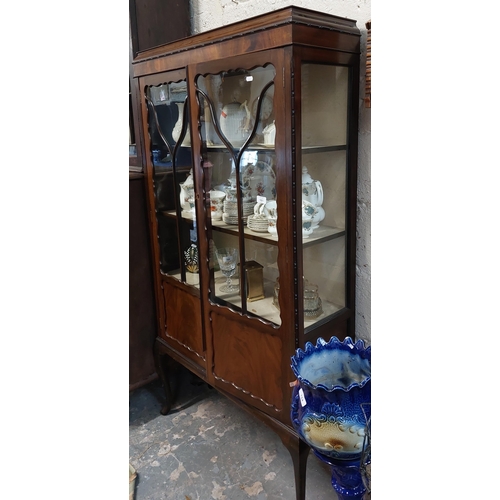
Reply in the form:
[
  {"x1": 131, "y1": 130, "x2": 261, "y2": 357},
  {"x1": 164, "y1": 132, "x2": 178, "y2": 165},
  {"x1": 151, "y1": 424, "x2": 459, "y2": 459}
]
[{"x1": 291, "y1": 336, "x2": 371, "y2": 393}]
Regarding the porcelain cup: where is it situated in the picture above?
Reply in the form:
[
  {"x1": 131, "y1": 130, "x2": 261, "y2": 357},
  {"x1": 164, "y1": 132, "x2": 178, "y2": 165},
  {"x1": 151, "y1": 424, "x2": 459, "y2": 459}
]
[
  {"x1": 267, "y1": 216, "x2": 278, "y2": 237},
  {"x1": 210, "y1": 190, "x2": 225, "y2": 220},
  {"x1": 224, "y1": 186, "x2": 237, "y2": 201},
  {"x1": 224, "y1": 185, "x2": 252, "y2": 202},
  {"x1": 180, "y1": 185, "x2": 195, "y2": 213}
]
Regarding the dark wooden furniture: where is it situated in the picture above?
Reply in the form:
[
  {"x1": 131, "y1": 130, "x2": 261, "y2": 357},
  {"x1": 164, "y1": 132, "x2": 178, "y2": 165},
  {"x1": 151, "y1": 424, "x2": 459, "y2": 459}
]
[
  {"x1": 129, "y1": 0, "x2": 190, "y2": 170},
  {"x1": 131, "y1": 7, "x2": 360, "y2": 498},
  {"x1": 128, "y1": 2, "x2": 191, "y2": 388},
  {"x1": 129, "y1": 173, "x2": 158, "y2": 390},
  {"x1": 129, "y1": 0, "x2": 191, "y2": 59}
]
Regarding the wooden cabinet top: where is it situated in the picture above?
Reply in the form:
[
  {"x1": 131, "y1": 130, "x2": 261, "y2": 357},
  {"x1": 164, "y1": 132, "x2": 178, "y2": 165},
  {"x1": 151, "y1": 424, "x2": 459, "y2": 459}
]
[{"x1": 131, "y1": 6, "x2": 360, "y2": 78}]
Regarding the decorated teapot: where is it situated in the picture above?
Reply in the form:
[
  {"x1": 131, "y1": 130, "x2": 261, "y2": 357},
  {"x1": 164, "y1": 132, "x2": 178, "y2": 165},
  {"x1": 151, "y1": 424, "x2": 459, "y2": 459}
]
[{"x1": 302, "y1": 166, "x2": 325, "y2": 227}]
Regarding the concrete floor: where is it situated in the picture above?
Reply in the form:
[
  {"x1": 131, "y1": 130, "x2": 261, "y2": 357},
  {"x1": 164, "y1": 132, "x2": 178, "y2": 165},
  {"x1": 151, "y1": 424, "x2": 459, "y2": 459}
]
[{"x1": 129, "y1": 364, "x2": 341, "y2": 499}]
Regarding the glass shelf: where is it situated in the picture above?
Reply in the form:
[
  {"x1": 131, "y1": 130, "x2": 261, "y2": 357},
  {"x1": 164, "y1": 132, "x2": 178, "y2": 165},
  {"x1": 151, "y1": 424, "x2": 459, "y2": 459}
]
[{"x1": 211, "y1": 220, "x2": 345, "y2": 246}]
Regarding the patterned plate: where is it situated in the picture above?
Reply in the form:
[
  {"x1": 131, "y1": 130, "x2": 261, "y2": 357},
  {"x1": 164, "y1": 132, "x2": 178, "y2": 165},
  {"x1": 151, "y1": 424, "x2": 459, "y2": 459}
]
[{"x1": 241, "y1": 161, "x2": 276, "y2": 201}]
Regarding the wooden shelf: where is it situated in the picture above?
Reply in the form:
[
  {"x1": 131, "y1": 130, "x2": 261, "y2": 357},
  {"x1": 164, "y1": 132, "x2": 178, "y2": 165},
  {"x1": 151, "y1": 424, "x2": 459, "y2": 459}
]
[
  {"x1": 211, "y1": 218, "x2": 345, "y2": 246},
  {"x1": 159, "y1": 210, "x2": 344, "y2": 245},
  {"x1": 212, "y1": 273, "x2": 343, "y2": 328},
  {"x1": 203, "y1": 144, "x2": 346, "y2": 153}
]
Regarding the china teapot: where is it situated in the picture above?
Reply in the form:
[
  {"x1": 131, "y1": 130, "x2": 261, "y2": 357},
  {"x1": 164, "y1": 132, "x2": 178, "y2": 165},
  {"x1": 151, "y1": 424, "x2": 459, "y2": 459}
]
[{"x1": 301, "y1": 166, "x2": 325, "y2": 227}]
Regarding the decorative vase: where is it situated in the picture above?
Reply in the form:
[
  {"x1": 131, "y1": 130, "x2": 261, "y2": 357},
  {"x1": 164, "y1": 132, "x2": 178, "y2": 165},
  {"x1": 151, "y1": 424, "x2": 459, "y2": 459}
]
[
  {"x1": 290, "y1": 336, "x2": 371, "y2": 500},
  {"x1": 184, "y1": 219, "x2": 199, "y2": 275},
  {"x1": 172, "y1": 102, "x2": 191, "y2": 146},
  {"x1": 183, "y1": 243, "x2": 199, "y2": 273}
]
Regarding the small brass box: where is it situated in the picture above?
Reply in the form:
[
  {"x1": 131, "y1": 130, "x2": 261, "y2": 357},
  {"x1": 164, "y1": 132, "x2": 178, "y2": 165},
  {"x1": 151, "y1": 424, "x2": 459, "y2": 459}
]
[{"x1": 244, "y1": 260, "x2": 265, "y2": 302}]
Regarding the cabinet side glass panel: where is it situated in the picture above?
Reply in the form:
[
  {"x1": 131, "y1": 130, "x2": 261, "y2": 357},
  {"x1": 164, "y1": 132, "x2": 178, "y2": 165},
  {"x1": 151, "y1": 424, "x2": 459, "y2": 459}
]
[
  {"x1": 196, "y1": 65, "x2": 281, "y2": 325},
  {"x1": 146, "y1": 81, "x2": 198, "y2": 286},
  {"x1": 300, "y1": 63, "x2": 349, "y2": 329}
]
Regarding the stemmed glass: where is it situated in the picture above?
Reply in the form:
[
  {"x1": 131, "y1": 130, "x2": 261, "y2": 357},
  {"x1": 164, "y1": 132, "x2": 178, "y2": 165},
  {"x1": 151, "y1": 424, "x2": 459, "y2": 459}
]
[{"x1": 215, "y1": 247, "x2": 238, "y2": 293}]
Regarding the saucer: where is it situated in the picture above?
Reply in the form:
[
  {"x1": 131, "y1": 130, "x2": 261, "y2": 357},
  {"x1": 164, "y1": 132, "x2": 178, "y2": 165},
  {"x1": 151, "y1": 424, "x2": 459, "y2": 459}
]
[
  {"x1": 222, "y1": 213, "x2": 249, "y2": 225},
  {"x1": 247, "y1": 214, "x2": 270, "y2": 233}
]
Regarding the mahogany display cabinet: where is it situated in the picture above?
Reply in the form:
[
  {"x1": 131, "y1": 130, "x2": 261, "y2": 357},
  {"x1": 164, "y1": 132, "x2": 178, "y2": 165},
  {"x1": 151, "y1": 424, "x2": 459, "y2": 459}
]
[{"x1": 131, "y1": 6, "x2": 361, "y2": 499}]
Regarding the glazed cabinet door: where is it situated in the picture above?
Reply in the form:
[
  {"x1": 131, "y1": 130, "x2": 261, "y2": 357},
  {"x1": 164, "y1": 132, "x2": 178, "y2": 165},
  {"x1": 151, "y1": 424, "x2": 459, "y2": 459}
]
[
  {"x1": 195, "y1": 63, "x2": 280, "y2": 322},
  {"x1": 190, "y1": 51, "x2": 292, "y2": 416},
  {"x1": 141, "y1": 70, "x2": 206, "y2": 371}
]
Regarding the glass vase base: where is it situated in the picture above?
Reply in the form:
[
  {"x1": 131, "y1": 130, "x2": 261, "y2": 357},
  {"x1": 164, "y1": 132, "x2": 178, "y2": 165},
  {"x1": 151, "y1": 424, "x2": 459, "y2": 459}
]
[{"x1": 313, "y1": 451, "x2": 367, "y2": 500}]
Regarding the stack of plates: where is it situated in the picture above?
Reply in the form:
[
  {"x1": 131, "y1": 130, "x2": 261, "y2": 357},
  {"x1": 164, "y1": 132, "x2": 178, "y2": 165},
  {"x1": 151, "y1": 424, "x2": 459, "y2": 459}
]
[
  {"x1": 223, "y1": 201, "x2": 255, "y2": 225},
  {"x1": 223, "y1": 213, "x2": 247, "y2": 225},
  {"x1": 247, "y1": 214, "x2": 270, "y2": 233},
  {"x1": 223, "y1": 200, "x2": 238, "y2": 216}
]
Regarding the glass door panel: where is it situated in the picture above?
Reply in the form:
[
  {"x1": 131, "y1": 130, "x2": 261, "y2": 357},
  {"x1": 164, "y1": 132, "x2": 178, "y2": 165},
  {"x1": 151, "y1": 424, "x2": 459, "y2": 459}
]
[
  {"x1": 145, "y1": 80, "x2": 199, "y2": 286},
  {"x1": 300, "y1": 63, "x2": 349, "y2": 330},
  {"x1": 195, "y1": 64, "x2": 280, "y2": 325}
]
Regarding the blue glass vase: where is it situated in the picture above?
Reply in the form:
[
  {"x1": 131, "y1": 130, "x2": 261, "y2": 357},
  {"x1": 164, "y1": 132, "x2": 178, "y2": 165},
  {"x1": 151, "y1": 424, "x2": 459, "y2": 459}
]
[
  {"x1": 290, "y1": 336, "x2": 371, "y2": 499},
  {"x1": 291, "y1": 336, "x2": 371, "y2": 460}
]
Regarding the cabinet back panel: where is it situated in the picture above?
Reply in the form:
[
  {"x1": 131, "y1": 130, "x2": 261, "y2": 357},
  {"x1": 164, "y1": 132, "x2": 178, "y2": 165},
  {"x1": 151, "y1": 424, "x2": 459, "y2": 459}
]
[
  {"x1": 211, "y1": 312, "x2": 283, "y2": 411},
  {"x1": 163, "y1": 283, "x2": 205, "y2": 367}
]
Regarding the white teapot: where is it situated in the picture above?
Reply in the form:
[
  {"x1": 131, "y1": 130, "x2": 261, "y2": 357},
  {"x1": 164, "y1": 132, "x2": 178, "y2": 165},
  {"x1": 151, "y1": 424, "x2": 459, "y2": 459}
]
[{"x1": 301, "y1": 166, "x2": 325, "y2": 227}]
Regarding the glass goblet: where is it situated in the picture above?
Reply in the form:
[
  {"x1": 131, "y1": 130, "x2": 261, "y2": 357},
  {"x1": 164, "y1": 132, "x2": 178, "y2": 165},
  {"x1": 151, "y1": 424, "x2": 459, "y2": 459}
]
[{"x1": 215, "y1": 247, "x2": 238, "y2": 293}]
